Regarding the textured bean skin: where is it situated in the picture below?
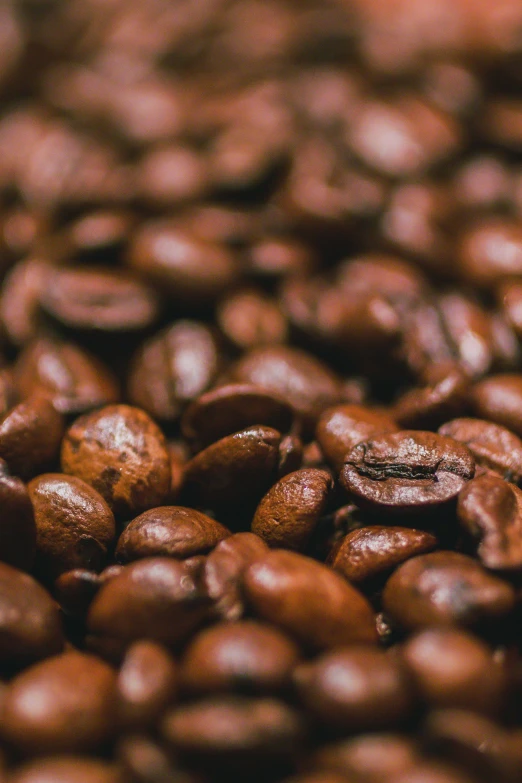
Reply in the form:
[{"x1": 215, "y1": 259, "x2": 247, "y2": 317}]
[
  {"x1": 317, "y1": 405, "x2": 398, "y2": 473},
  {"x1": 439, "y1": 418, "x2": 522, "y2": 483},
  {"x1": 0, "y1": 396, "x2": 64, "y2": 480},
  {"x1": 244, "y1": 550, "x2": 378, "y2": 649}
]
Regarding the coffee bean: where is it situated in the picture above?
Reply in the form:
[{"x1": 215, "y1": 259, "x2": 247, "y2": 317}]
[
  {"x1": 203, "y1": 532, "x2": 269, "y2": 621},
  {"x1": 0, "y1": 460, "x2": 36, "y2": 571},
  {"x1": 341, "y1": 431, "x2": 475, "y2": 514},
  {"x1": 313, "y1": 734, "x2": 420, "y2": 781},
  {"x1": 472, "y1": 374, "x2": 522, "y2": 437},
  {"x1": 295, "y1": 647, "x2": 414, "y2": 731},
  {"x1": 181, "y1": 384, "x2": 294, "y2": 452},
  {"x1": 252, "y1": 468, "x2": 332, "y2": 550},
  {"x1": 1, "y1": 651, "x2": 117, "y2": 754},
  {"x1": 231, "y1": 346, "x2": 342, "y2": 434},
  {"x1": 61, "y1": 405, "x2": 171, "y2": 518},
  {"x1": 87, "y1": 558, "x2": 210, "y2": 657},
  {"x1": 316, "y1": 404, "x2": 399, "y2": 473},
  {"x1": 0, "y1": 396, "x2": 64, "y2": 480},
  {"x1": 54, "y1": 569, "x2": 101, "y2": 616},
  {"x1": 116, "y1": 734, "x2": 187, "y2": 783},
  {"x1": 66, "y1": 209, "x2": 132, "y2": 263},
  {"x1": 28, "y1": 473, "x2": 116, "y2": 579},
  {"x1": 136, "y1": 144, "x2": 208, "y2": 207},
  {"x1": 116, "y1": 506, "x2": 230, "y2": 562},
  {"x1": 498, "y1": 280, "x2": 522, "y2": 340},
  {"x1": 0, "y1": 258, "x2": 50, "y2": 347},
  {"x1": 401, "y1": 628, "x2": 505, "y2": 714},
  {"x1": 9, "y1": 757, "x2": 121, "y2": 783},
  {"x1": 128, "y1": 321, "x2": 220, "y2": 423},
  {"x1": 180, "y1": 620, "x2": 300, "y2": 696},
  {"x1": 382, "y1": 551, "x2": 515, "y2": 631},
  {"x1": 388, "y1": 761, "x2": 476, "y2": 783},
  {"x1": 182, "y1": 426, "x2": 281, "y2": 520},
  {"x1": 217, "y1": 289, "x2": 288, "y2": 351},
  {"x1": 439, "y1": 417, "x2": 522, "y2": 483},
  {"x1": 330, "y1": 526, "x2": 437, "y2": 584},
  {"x1": 392, "y1": 364, "x2": 470, "y2": 430},
  {"x1": 117, "y1": 641, "x2": 177, "y2": 731},
  {"x1": 458, "y1": 219, "x2": 522, "y2": 287},
  {"x1": 276, "y1": 433, "x2": 304, "y2": 478},
  {"x1": 0, "y1": 562, "x2": 63, "y2": 668},
  {"x1": 457, "y1": 472, "x2": 522, "y2": 571},
  {"x1": 244, "y1": 550, "x2": 377, "y2": 649}
]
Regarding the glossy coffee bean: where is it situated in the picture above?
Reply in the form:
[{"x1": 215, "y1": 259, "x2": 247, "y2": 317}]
[
  {"x1": 181, "y1": 621, "x2": 300, "y2": 696},
  {"x1": 182, "y1": 426, "x2": 281, "y2": 519},
  {"x1": 382, "y1": 551, "x2": 515, "y2": 631},
  {"x1": 0, "y1": 396, "x2": 64, "y2": 480},
  {"x1": 128, "y1": 321, "x2": 220, "y2": 423},
  {"x1": 1, "y1": 652, "x2": 117, "y2": 755},
  {"x1": 341, "y1": 431, "x2": 475, "y2": 514},
  {"x1": 61, "y1": 405, "x2": 171, "y2": 518},
  {"x1": 458, "y1": 219, "x2": 522, "y2": 287},
  {"x1": 0, "y1": 561, "x2": 63, "y2": 667},
  {"x1": 392, "y1": 364, "x2": 470, "y2": 430},
  {"x1": 0, "y1": 459, "x2": 36, "y2": 571},
  {"x1": 314, "y1": 734, "x2": 420, "y2": 781},
  {"x1": 401, "y1": 628, "x2": 505, "y2": 714},
  {"x1": 28, "y1": 474, "x2": 116, "y2": 579},
  {"x1": 203, "y1": 532, "x2": 269, "y2": 621},
  {"x1": 330, "y1": 526, "x2": 437, "y2": 584},
  {"x1": 87, "y1": 558, "x2": 210, "y2": 657},
  {"x1": 181, "y1": 384, "x2": 293, "y2": 451},
  {"x1": 316, "y1": 404, "x2": 398, "y2": 474},
  {"x1": 0, "y1": 258, "x2": 50, "y2": 347},
  {"x1": 217, "y1": 289, "x2": 288, "y2": 351},
  {"x1": 9, "y1": 757, "x2": 121, "y2": 783},
  {"x1": 231, "y1": 346, "x2": 342, "y2": 434},
  {"x1": 116, "y1": 506, "x2": 230, "y2": 562},
  {"x1": 66, "y1": 209, "x2": 132, "y2": 263},
  {"x1": 244, "y1": 550, "x2": 377, "y2": 649},
  {"x1": 252, "y1": 468, "x2": 332, "y2": 550},
  {"x1": 54, "y1": 569, "x2": 101, "y2": 616},
  {"x1": 457, "y1": 472, "x2": 522, "y2": 571},
  {"x1": 117, "y1": 641, "x2": 177, "y2": 730},
  {"x1": 439, "y1": 417, "x2": 522, "y2": 483},
  {"x1": 472, "y1": 374, "x2": 522, "y2": 437},
  {"x1": 296, "y1": 648, "x2": 414, "y2": 731}
]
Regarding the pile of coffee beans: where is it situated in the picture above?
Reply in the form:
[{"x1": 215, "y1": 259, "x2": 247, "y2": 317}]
[{"x1": 1, "y1": 0, "x2": 522, "y2": 781}]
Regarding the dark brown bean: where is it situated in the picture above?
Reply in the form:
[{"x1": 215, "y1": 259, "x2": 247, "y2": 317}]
[
  {"x1": 388, "y1": 762, "x2": 476, "y2": 783},
  {"x1": 9, "y1": 757, "x2": 121, "y2": 783},
  {"x1": 0, "y1": 258, "x2": 50, "y2": 347},
  {"x1": 330, "y1": 526, "x2": 437, "y2": 584},
  {"x1": 458, "y1": 219, "x2": 522, "y2": 287},
  {"x1": 66, "y1": 209, "x2": 132, "y2": 263},
  {"x1": 401, "y1": 628, "x2": 505, "y2": 714},
  {"x1": 439, "y1": 417, "x2": 522, "y2": 483},
  {"x1": 54, "y1": 569, "x2": 101, "y2": 617},
  {"x1": 180, "y1": 621, "x2": 300, "y2": 696},
  {"x1": 244, "y1": 550, "x2": 377, "y2": 649},
  {"x1": 117, "y1": 641, "x2": 177, "y2": 730},
  {"x1": 342, "y1": 431, "x2": 475, "y2": 514},
  {"x1": 1, "y1": 652, "x2": 117, "y2": 755},
  {"x1": 252, "y1": 468, "x2": 332, "y2": 550},
  {"x1": 136, "y1": 144, "x2": 208, "y2": 207},
  {"x1": 203, "y1": 532, "x2": 269, "y2": 621},
  {"x1": 314, "y1": 734, "x2": 420, "y2": 782},
  {"x1": 392, "y1": 364, "x2": 470, "y2": 430},
  {"x1": 382, "y1": 551, "x2": 515, "y2": 631},
  {"x1": 0, "y1": 460, "x2": 36, "y2": 571},
  {"x1": 128, "y1": 321, "x2": 220, "y2": 423},
  {"x1": 0, "y1": 397, "x2": 64, "y2": 480},
  {"x1": 87, "y1": 558, "x2": 210, "y2": 657},
  {"x1": 317, "y1": 404, "x2": 399, "y2": 474},
  {"x1": 217, "y1": 289, "x2": 288, "y2": 350},
  {"x1": 295, "y1": 648, "x2": 414, "y2": 731},
  {"x1": 28, "y1": 474, "x2": 116, "y2": 580},
  {"x1": 0, "y1": 561, "x2": 63, "y2": 667},
  {"x1": 182, "y1": 384, "x2": 293, "y2": 451},
  {"x1": 472, "y1": 374, "x2": 522, "y2": 437},
  {"x1": 116, "y1": 506, "x2": 230, "y2": 562},
  {"x1": 61, "y1": 405, "x2": 171, "y2": 518}
]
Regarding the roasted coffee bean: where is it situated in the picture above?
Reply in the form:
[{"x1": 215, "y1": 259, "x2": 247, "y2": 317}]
[
  {"x1": 392, "y1": 364, "x2": 470, "y2": 430},
  {"x1": 1, "y1": 652, "x2": 117, "y2": 755},
  {"x1": 9, "y1": 757, "x2": 121, "y2": 783},
  {"x1": 0, "y1": 460, "x2": 36, "y2": 571},
  {"x1": 217, "y1": 289, "x2": 288, "y2": 351},
  {"x1": 181, "y1": 384, "x2": 293, "y2": 451},
  {"x1": 181, "y1": 621, "x2": 299, "y2": 696},
  {"x1": 0, "y1": 396, "x2": 64, "y2": 480},
  {"x1": 54, "y1": 569, "x2": 101, "y2": 616},
  {"x1": 458, "y1": 219, "x2": 522, "y2": 287},
  {"x1": 439, "y1": 418, "x2": 522, "y2": 483},
  {"x1": 472, "y1": 374, "x2": 522, "y2": 437},
  {"x1": 295, "y1": 648, "x2": 414, "y2": 731},
  {"x1": 498, "y1": 280, "x2": 522, "y2": 340},
  {"x1": 313, "y1": 734, "x2": 420, "y2": 781},
  {"x1": 231, "y1": 346, "x2": 342, "y2": 434},
  {"x1": 162, "y1": 696, "x2": 304, "y2": 764},
  {"x1": 136, "y1": 144, "x2": 209, "y2": 207},
  {"x1": 203, "y1": 532, "x2": 269, "y2": 621},
  {"x1": 401, "y1": 628, "x2": 505, "y2": 714},
  {"x1": 330, "y1": 526, "x2": 437, "y2": 585},
  {"x1": 87, "y1": 558, "x2": 210, "y2": 657},
  {"x1": 341, "y1": 431, "x2": 475, "y2": 514},
  {"x1": 0, "y1": 258, "x2": 51, "y2": 347},
  {"x1": 457, "y1": 473, "x2": 522, "y2": 571},
  {"x1": 388, "y1": 761, "x2": 476, "y2": 783},
  {"x1": 61, "y1": 405, "x2": 171, "y2": 518},
  {"x1": 317, "y1": 405, "x2": 399, "y2": 474},
  {"x1": 128, "y1": 321, "x2": 220, "y2": 424},
  {"x1": 276, "y1": 434, "x2": 304, "y2": 478},
  {"x1": 244, "y1": 550, "x2": 377, "y2": 649},
  {"x1": 117, "y1": 641, "x2": 177, "y2": 731},
  {"x1": 252, "y1": 469, "x2": 332, "y2": 550},
  {"x1": 66, "y1": 209, "x2": 132, "y2": 263},
  {"x1": 182, "y1": 426, "x2": 281, "y2": 520},
  {"x1": 437, "y1": 294, "x2": 495, "y2": 380},
  {"x1": 14, "y1": 338, "x2": 119, "y2": 416},
  {"x1": 28, "y1": 474, "x2": 116, "y2": 580},
  {"x1": 128, "y1": 222, "x2": 239, "y2": 306},
  {"x1": 382, "y1": 551, "x2": 515, "y2": 631},
  {"x1": 116, "y1": 506, "x2": 230, "y2": 562}
]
